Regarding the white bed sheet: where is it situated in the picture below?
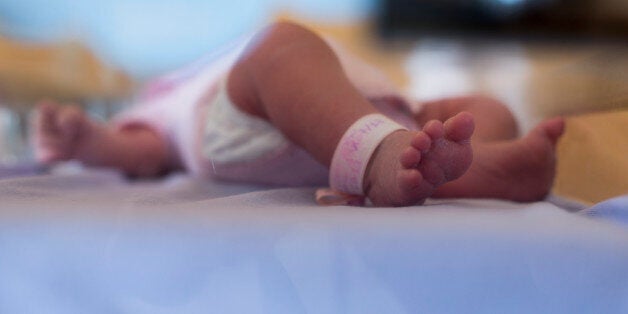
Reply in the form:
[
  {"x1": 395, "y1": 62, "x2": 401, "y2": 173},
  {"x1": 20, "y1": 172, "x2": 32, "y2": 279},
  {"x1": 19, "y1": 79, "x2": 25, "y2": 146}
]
[{"x1": 1, "y1": 166, "x2": 628, "y2": 313}]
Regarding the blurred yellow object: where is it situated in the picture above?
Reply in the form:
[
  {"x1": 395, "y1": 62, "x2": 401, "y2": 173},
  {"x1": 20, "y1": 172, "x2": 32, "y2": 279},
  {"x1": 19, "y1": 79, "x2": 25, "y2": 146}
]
[
  {"x1": 554, "y1": 110, "x2": 628, "y2": 204},
  {"x1": 528, "y1": 44, "x2": 628, "y2": 118},
  {"x1": 0, "y1": 36, "x2": 134, "y2": 109}
]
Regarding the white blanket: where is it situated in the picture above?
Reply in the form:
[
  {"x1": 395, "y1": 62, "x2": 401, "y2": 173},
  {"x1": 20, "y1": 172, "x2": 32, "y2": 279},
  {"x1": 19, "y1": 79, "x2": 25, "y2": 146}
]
[{"x1": 1, "y1": 167, "x2": 628, "y2": 313}]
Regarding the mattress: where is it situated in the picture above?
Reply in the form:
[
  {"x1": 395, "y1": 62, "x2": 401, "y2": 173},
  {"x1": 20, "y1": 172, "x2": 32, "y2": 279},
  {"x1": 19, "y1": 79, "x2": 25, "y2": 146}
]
[{"x1": 1, "y1": 166, "x2": 627, "y2": 313}]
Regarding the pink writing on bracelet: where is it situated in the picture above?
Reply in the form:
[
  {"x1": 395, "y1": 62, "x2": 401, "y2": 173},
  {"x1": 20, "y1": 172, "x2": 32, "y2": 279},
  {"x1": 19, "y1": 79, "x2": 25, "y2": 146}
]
[{"x1": 329, "y1": 114, "x2": 406, "y2": 196}]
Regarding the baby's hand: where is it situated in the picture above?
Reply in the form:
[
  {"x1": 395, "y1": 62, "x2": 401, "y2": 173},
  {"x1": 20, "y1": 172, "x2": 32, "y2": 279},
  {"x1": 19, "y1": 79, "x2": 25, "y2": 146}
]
[{"x1": 31, "y1": 100, "x2": 90, "y2": 163}]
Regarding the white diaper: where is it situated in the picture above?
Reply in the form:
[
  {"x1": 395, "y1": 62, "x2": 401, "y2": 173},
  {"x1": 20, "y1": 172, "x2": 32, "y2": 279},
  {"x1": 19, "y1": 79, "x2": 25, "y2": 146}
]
[
  {"x1": 200, "y1": 78, "x2": 329, "y2": 186},
  {"x1": 202, "y1": 79, "x2": 288, "y2": 165}
]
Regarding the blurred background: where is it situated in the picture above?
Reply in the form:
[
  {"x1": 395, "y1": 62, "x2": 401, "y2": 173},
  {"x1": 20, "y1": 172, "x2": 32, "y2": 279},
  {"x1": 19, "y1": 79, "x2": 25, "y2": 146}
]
[{"x1": 0, "y1": 0, "x2": 626, "y2": 183}]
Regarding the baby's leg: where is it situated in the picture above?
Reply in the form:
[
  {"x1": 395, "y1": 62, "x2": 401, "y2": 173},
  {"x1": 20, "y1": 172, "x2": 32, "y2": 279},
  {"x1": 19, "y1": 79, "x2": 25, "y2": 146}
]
[
  {"x1": 227, "y1": 22, "x2": 474, "y2": 206},
  {"x1": 415, "y1": 96, "x2": 565, "y2": 201},
  {"x1": 32, "y1": 100, "x2": 171, "y2": 177}
]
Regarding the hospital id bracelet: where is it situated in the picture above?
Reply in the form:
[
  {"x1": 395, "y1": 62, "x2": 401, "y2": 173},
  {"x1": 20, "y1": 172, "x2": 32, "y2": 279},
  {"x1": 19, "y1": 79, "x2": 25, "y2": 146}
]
[{"x1": 326, "y1": 113, "x2": 406, "y2": 201}]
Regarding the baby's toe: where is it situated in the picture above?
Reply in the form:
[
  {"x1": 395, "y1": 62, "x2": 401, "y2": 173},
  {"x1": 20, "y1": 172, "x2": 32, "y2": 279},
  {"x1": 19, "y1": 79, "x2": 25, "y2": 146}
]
[
  {"x1": 397, "y1": 169, "x2": 431, "y2": 205},
  {"x1": 444, "y1": 112, "x2": 475, "y2": 143},
  {"x1": 411, "y1": 131, "x2": 431, "y2": 152},
  {"x1": 400, "y1": 146, "x2": 421, "y2": 168},
  {"x1": 536, "y1": 117, "x2": 565, "y2": 146},
  {"x1": 397, "y1": 169, "x2": 423, "y2": 193},
  {"x1": 422, "y1": 120, "x2": 445, "y2": 141}
]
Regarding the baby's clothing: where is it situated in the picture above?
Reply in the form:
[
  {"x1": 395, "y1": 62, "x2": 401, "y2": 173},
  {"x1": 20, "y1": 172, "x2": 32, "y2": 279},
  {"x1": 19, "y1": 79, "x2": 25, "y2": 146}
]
[
  {"x1": 115, "y1": 34, "x2": 420, "y2": 186},
  {"x1": 200, "y1": 77, "x2": 331, "y2": 186}
]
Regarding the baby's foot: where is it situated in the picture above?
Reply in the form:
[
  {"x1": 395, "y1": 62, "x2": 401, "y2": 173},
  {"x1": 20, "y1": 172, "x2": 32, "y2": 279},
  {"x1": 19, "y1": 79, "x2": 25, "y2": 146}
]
[
  {"x1": 363, "y1": 112, "x2": 474, "y2": 206},
  {"x1": 31, "y1": 100, "x2": 100, "y2": 163},
  {"x1": 434, "y1": 117, "x2": 565, "y2": 201}
]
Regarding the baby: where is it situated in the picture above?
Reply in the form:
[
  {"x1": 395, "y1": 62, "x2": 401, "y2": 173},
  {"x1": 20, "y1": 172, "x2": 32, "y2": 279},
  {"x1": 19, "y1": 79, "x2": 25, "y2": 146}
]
[{"x1": 31, "y1": 22, "x2": 564, "y2": 207}]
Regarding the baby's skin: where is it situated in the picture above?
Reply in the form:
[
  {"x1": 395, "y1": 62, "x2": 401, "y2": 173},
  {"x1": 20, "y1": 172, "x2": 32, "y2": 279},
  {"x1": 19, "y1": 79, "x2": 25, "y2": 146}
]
[
  {"x1": 32, "y1": 101, "x2": 170, "y2": 177},
  {"x1": 32, "y1": 101, "x2": 563, "y2": 207},
  {"x1": 363, "y1": 112, "x2": 474, "y2": 206}
]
